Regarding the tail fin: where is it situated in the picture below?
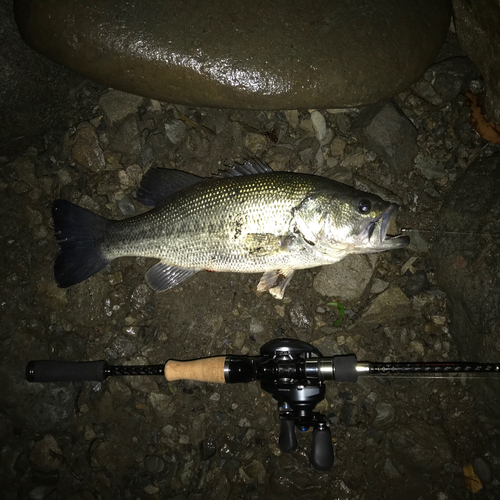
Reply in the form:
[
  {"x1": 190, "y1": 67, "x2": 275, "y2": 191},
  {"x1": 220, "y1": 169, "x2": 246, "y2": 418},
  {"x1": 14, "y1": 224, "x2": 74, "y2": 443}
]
[{"x1": 52, "y1": 200, "x2": 111, "y2": 288}]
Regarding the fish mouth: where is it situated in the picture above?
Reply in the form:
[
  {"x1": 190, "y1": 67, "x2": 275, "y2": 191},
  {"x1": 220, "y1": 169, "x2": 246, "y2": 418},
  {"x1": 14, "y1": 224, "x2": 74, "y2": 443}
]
[{"x1": 364, "y1": 204, "x2": 410, "y2": 250}]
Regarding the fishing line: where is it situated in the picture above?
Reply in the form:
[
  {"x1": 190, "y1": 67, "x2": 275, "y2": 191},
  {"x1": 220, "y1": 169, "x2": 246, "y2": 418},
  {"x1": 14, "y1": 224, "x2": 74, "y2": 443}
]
[{"x1": 402, "y1": 228, "x2": 499, "y2": 237}]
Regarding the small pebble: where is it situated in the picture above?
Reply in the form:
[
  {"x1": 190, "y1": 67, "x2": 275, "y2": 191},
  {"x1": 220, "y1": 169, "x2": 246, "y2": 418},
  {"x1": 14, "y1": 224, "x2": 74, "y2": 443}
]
[
  {"x1": 383, "y1": 458, "x2": 401, "y2": 479},
  {"x1": 472, "y1": 456, "x2": 492, "y2": 484},
  {"x1": 410, "y1": 340, "x2": 425, "y2": 357},
  {"x1": 144, "y1": 485, "x2": 159, "y2": 495},
  {"x1": 202, "y1": 438, "x2": 217, "y2": 460},
  {"x1": 116, "y1": 194, "x2": 136, "y2": 216},
  {"x1": 144, "y1": 455, "x2": 165, "y2": 475},
  {"x1": 404, "y1": 270, "x2": 428, "y2": 297},
  {"x1": 310, "y1": 110, "x2": 327, "y2": 142}
]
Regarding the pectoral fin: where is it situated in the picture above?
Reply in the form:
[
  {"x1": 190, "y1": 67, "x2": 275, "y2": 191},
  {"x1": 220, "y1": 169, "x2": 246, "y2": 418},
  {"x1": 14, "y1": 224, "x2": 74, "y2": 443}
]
[
  {"x1": 146, "y1": 262, "x2": 199, "y2": 291},
  {"x1": 257, "y1": 268, "x2": 295, "y2": 300}
]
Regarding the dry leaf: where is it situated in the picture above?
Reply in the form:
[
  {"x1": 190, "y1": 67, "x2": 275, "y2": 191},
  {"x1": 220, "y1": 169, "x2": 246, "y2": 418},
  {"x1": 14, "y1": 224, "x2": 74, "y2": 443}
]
[
  {"x1": 177, "y1": 111, "x2": 216, "y2": 136},
  {"x1": 463, "y1": 463, "x2": 483, "y2": 494},
  {"x1": 465, "y1": 91, "x2": 500, "y2": 144}
]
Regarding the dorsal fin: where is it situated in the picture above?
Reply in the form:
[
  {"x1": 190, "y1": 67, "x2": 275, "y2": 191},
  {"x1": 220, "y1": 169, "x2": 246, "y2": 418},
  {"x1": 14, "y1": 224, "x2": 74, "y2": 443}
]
[
  {"x1": 136, "y1": 159, "x2": 273, "y2": 207},
  {"x1": 136, "y1": 169, "x2": 203, "y2": 207},
  {"x1": 217, "y1": 158, "x2": 273, "y2": 178}
]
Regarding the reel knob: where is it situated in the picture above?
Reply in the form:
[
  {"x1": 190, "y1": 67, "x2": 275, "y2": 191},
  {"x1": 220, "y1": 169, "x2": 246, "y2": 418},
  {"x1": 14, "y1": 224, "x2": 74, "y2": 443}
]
[
  {"x1": 310, "y1": 424, "x2": 334, "y2": 471},
  {"x1": 279, "y1": 418, "x2": 298, "y2": 453}
]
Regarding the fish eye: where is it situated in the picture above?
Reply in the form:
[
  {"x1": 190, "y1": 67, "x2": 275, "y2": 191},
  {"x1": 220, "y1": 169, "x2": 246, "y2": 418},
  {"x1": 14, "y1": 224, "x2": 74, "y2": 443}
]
[{"x1": 357, "y1": 199, "x2": 372, "y2": 214}]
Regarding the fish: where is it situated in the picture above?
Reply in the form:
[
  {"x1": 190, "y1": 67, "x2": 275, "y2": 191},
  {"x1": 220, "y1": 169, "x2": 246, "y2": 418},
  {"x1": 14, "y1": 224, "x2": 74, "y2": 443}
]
[{"x1": 52, "y1": 159, "x2": 409, "y2": 299}]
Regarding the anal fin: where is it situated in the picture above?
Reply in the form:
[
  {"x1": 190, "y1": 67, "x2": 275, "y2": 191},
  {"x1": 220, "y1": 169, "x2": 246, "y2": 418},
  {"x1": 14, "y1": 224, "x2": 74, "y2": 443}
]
[
  {"x1": 257, "y1": 268, "x2": 295, "y2": 300},
  {"x1": 146, "y1": 262, "x2": 199, "y2": 292}
]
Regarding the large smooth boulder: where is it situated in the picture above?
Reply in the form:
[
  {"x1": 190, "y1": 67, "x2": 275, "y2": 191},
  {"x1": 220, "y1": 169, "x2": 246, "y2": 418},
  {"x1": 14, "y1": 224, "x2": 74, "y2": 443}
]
[
  {"x1": 433, "y1": 153, "x2": 500, "y2": 416},
  {"x1": 453, "y1": 0, "x2": 500, "y2": 124},
  {"x1": 15, "y1": 0, "x2": 451, "y2": 110}
]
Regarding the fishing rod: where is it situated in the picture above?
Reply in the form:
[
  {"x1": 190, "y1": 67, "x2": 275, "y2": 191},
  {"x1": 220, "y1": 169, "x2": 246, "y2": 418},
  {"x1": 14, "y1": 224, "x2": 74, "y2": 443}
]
[{"x1": 26, "y1": 339, "x2": 500, "y2": 471}]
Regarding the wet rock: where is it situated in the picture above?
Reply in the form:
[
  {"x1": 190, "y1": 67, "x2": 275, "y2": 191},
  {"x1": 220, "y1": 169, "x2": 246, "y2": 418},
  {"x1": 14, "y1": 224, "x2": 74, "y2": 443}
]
[
  {"x1": 414, "y1": 154, "x2": 447, "y2": 180},
  {"x1": 147, "y1": 393, "x2": 175, "y2": 420},
  {"x1": 249, "y1": 317, "x2": 264, "y2": 335},
  {"x1": 202, "y1": 438, "x2": 217, "y2": 460},
  {"x1": 71, "y1": 122, "x2": 106, "y2": 172},
  {"x1": 310, "y1": 111, "x2": 327, "y2": 143},
  {"x1": 29, "y1": 435, "x2": 61, "y2": 472},
  {"x1": 56, "y1": 168, "x2": 74, "y2": 188},
  {"x1": 451, "y1": 1, "x2": 500, "y2": 122},
  {"x1": 296, "y1": 136, "x2": 320, "y2": 164},
  {"x1": 244, "y1": 132, "x2": 269, "y2": 156},
  {"x1": 404, "y1": 270, "x2": 428, "y2": 297},
  {"x1": 410, "y1": 340, "x2": 425, "y2": 357},
  {"x1": 13, "y1": 157, "x2": 38, "y2": 187},
  {"x1": 355, "y1": 102, "x2": 418, "y2": 173},
  {"x1": 262, "y1": 145, "x2": 295, "y2": 171},
  {"x1": 389, "y1": 421, "x2": 452, "y2": 470},
  {"x1": 372, "y1": 402, "x2": 395, "y2": 429},
  {"x1": 98, "y1": 90, "x2": 144, "y2": 127},
  {"x1": 313, "y1": 254, "x2": 378, "y2": 305},
  {"x1": 354, "y1": 286, "x2": 412, "y2": 330},
  {"x1": 185, "y1": 129, "x2": 212, "y2": 158},
  {"x1": 31, "y1": 469, "x2": 60, "y2": 487},
  {"x1": 412, "y1": 79, "x2": 443, "y2": 106},
  {"x1": 164, "y1": 119, "x2": 187, "y2": 145},
  {"x1": 283, "y1": 110, "x2": 299, "y2": 129},
  {"x1": 140, "y1": 132, "x2": 167, "y2": 168},
  {"x1": 383, "y1": 458, "x2": 402, "y2": 479},
  {"x1": 108, "y1": 115, "x2": 142, "y2": 155},
  {"x1": 405, "y1": 230, "x2": 430, "y2": 253},
  {"x1": 131, "y1": 284, "x2": 153, "y2": 310},
  {"x1": 116, "y1": 194, "x2": 136, "y2": 217},
  {"x1": 144, "y1": 485, "x2": 159, "y2": 495},
  {"x1": 90, "y1": 440, "x2": 121, "y2": 470},
  {"x1": 341, "y1": 151, "x2": 367, "y2": 170},
  {"x1": 240, "y1": 460, "x2": 266, "y2": 484},
  {"x1": 370, "y1": 278, "x2": 389, "y2": 294},
  {"x1": 288, "y1": 303, "x2": 312, "y2": 330},
  {"x1": 330, "y1": 137, "x2": 346, "y2": 158},
  {"x1": 1, "y1": 443, "x2": 24, "y2": 480},
  {"x1": 144, "y1": 455, "x2": 165, "y2": 475},
  {"x1": 341, "y1": 404, "x2": 360, "y2": 427},
  {"x1": 28, "y1": 486, "x2": 51, "y2": 500},
  {"x1": 472, "y1": 456, "x2": 492, "y2": 485},
  {"x1": 28, "y1": 387, "x2": 74, "y2": 430},
  {"x1": 15, "y1": 0, "x2": 451, "y2": 109},
  {"x1": 423, "y1": 57, "x2": 476, "y2": 102},
  {"x1": 433, "y1": 153, "x2": 500, "y2": 415}
]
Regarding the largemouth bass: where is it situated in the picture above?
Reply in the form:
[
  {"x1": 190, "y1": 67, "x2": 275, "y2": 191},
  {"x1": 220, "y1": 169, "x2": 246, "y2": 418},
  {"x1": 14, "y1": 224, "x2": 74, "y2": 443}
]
[{"x1": 53, "y1": 159, "x2": 409, "y2": 299}]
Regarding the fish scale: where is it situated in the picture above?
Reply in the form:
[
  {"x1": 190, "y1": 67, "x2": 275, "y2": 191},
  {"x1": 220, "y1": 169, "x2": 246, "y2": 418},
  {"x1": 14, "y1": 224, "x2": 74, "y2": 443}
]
[{"x1": 104, "y1": 173, "x2": 324, "y2": 272}]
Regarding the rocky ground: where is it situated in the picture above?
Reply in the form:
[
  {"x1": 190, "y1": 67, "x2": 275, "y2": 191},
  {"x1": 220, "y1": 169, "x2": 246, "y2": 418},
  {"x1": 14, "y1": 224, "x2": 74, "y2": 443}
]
[{"x1": 1, "y1": 29, "x2": 500, "y2": 499}]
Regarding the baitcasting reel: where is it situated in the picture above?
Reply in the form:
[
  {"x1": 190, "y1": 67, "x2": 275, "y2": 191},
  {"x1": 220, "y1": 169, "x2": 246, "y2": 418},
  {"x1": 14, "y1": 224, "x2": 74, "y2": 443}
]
[
  {"x1": 26, "y1": 338, "x2": 499, "y2": 471},
  {"x1": 255, "y1": 339, "x2": 357, "y2": 470}
]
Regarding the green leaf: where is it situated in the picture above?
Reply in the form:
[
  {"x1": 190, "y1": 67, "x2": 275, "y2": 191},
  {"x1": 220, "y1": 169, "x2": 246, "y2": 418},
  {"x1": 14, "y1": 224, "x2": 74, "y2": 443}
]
[
  {"x1": 327, "y1": 300, "x2": 345, "y2": 327},
  {"x1": 337, "y1": 302, "x2": 345, "y2": 317}
]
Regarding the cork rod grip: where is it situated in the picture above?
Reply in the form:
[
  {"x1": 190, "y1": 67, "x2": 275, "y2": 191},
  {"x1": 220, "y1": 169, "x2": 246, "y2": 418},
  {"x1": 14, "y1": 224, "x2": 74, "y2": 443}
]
[{"x1": 164, "y1": 357, "x2": 227, "y2": 384}]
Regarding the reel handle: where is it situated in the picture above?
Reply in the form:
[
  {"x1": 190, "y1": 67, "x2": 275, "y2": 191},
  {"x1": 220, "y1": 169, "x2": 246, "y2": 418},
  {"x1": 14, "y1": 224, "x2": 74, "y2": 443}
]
[
  {"x1": 279, "y1": 418, "x2": 298, "y2": 452},
  {"x1": 311, "y1": 425, "x2": 334, "y2": 471}
]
